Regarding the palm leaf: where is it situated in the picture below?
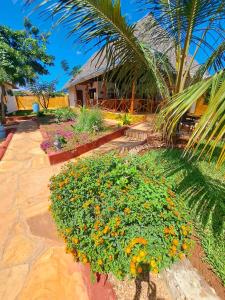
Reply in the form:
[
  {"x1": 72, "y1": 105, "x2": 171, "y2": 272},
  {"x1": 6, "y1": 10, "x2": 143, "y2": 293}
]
[
  {"x1": 161, "y1": 71, "x2": 225, "y2": 166},
  {"x1": 27, "y1": 0, "x2": 173, "y2": 98}
]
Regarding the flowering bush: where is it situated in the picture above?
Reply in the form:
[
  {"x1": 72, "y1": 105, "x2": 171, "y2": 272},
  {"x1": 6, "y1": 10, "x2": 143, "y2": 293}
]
[{"x1": 49, "y1": 154, "x2": 192, "y2": 279}]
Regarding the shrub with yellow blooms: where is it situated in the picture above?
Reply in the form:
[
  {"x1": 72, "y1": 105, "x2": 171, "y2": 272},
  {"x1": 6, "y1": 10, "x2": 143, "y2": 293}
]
[{"x1": 49, "y1": 153, "x2": 192, "y2": 279}]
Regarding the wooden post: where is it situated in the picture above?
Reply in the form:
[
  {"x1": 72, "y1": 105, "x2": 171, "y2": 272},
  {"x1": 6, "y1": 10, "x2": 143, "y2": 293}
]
[
  {"x1": 130, "y1": 81, "x2": 136, "y2": 114},
  {"x1": 103, "y1": 81, "x2": 107, "y2": 99}
]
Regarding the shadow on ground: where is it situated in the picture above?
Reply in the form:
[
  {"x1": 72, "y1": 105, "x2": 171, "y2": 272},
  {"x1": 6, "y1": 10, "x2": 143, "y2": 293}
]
[
  {"x1": 156, "y1": 149, "x2": 225, "y2": 236},
  {"x1": 133, "y1": 273, "x2": 165, "y2": 300}
]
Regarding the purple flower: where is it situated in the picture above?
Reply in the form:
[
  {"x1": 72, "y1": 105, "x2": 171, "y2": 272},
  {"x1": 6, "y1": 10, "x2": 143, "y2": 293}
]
[{"x1": 41, "y1": 140, "x2": 52, "y2": 151}]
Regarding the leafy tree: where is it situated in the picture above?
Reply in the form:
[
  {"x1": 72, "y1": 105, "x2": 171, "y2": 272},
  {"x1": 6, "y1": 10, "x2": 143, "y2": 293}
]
[
  {"x1": 27, "y1": 0, "x2": 225, "y2": 165},
  {"x1": 29, "y1": 80, "x2": 57, "y2": 109},
  {"x1": 0, "y1": 18, "x2": 54, "y2": 122}
]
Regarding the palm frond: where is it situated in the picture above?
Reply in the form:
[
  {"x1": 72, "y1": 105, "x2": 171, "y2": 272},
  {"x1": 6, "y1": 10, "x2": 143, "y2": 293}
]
[
  {"x1": 27, "y1": 0, "x2": 173, "y2": 98},
  {"x1": 161, "y1": 71, "x2": 225, "y2": 166}
]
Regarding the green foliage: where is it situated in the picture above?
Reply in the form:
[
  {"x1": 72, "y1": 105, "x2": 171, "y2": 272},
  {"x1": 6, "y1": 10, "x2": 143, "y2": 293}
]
[
  {"x1": 54, "y1": 107, "x2": 77, "y2": 123},
  {"x1": 139, "y1": 149, "x2": 225, "y2": 283},
  {"x1": 119, "y1": 113, "x2": 132, "y2": 126},
  {"x1": 73, "y1": 108, "x2": 104, "y2": 133},
  {"x1": 49, "y1": 154, "x2": 192, "y2": 279},
  {"x1": 29, "y1": 81, "x2": 57, "y2": 109},
  {"x1": 0, "y1": 21, "x2": 54, "y2": 86}
]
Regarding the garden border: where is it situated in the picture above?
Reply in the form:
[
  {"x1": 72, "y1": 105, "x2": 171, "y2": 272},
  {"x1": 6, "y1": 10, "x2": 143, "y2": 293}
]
[
  {"x1": 40, "y1": 125, "x2": 129, "y2": 165},
  {"x1": 0, "y1": 129, "x2": 16, "y2": 160}
]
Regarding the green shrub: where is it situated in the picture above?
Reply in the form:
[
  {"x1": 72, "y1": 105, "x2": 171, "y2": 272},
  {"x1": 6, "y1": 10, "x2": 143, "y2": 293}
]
[
  {"x1": 54, "y1": 107, "x2": 77, "y2": 123},
  {"x1": 118, "y1": 113, "x2": 132, "y2": 126},
  {"x1": 73, "y1": 107, "x2": 104, "y2": 133},
  {"x1": 49, "y1": 154, "x2": 192, "y2": 279}
]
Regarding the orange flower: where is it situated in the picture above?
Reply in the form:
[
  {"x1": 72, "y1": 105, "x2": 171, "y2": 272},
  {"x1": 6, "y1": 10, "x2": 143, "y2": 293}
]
[
  {"x1": 103, "y1": 226, "x2": 110, "y2": 234},
  {"x1": 172, "y1": 239, "x2": 179, "y2": 246},
  {"x1": 137, "y1": 267, "x2": 143, "y2": 274},
  {"x1": 182, "y1": 243, "x2": 188, "y2": 250}
]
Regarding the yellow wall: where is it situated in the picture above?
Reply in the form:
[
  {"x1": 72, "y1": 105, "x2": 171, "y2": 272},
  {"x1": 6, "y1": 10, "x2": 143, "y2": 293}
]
[
  {"x1": 194, "y1": 97, "x2": 208, "y2": 116},
  {"x1": 16, "y1": 96, "x2": 69, "y2": 110}
]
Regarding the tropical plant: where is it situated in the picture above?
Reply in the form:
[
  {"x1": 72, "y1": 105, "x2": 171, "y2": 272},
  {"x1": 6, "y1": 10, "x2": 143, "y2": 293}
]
[
  {"x1": 0, "y1": 18, "x2": 54, "y2": 122},
  {"x1": 73, "y1": 107, "x2": 104, "y2": 133},
  {"x1": 26, "y1": 0, "x2": 225, "y2": 165},
  {"x1": 49, "y1": 154, "x2": 192, "y2": 279},
  {"x1": 29, "y1": 80, "x2": 57, "y2": 109},
  {"x1": 54, "y1": 107, "x2": 77, "y2": 123}
]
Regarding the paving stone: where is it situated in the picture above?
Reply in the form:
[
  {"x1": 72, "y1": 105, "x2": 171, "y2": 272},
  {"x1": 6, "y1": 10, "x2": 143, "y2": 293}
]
[
  {"x1": 18, "y1": 247, "x2": 89, "y2": 300},
  {"x1": 0, "y1": 264, "x2": 29, "y2": 300}
]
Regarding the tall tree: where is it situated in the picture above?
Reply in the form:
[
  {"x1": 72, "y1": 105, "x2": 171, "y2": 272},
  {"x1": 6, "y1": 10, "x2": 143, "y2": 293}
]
[
  {"x1": 26, "y1": 0, "x2": 225, "y2": 165},
  {"x1": 0, "y1": 18, "x2": 54, "y2": 122}
]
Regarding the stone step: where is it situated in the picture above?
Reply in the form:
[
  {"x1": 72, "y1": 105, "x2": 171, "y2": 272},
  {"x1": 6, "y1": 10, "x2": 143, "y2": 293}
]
[{"x1": 124, "y1": 129, "x2": 150, "y2": 141}]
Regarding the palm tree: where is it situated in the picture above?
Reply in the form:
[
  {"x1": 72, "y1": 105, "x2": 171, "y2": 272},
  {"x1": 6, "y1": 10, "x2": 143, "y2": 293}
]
[{"x1": 27, "y1": 0, "x2": 225, "y2": 165}]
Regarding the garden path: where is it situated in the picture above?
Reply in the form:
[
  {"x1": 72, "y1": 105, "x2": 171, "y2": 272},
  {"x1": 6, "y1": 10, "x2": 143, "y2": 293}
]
[
  {"x1": 0, "y1": 120, "x2": 89, "y2": 300},
  {"x1": 0, "y1": 120, "x2": 221, "y2": 300}
]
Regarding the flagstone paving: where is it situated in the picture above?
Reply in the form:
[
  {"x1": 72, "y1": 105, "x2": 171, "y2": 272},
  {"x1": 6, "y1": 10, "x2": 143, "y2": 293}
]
[{"x1": 0, "y1": 120, "x2": 89, "y2": 300}]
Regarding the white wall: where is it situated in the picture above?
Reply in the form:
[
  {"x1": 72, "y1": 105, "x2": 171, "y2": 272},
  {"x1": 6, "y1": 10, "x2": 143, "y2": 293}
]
[{"x1": 0, "y1": 84, "x2": 17, "y2": 113}]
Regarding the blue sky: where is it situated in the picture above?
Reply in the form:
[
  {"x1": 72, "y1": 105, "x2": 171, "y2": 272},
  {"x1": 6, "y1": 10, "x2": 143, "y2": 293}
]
[{"x1": 2, "y1": 0, "x2": 145, "y2": 90}]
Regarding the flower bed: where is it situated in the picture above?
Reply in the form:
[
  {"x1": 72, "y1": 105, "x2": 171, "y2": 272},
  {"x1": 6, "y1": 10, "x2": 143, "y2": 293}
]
[
  {"x1": 39, "y1": 117, "x2": 128, "y2": 164},
  {"x1": 49, "y1": 154, "x2": 192, "y2": 279}
]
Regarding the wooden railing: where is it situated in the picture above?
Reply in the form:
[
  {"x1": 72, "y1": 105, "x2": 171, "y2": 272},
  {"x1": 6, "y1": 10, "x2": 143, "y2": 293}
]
[{"x1": 85, "y1": 98, "x2": 158, "y2": 113}]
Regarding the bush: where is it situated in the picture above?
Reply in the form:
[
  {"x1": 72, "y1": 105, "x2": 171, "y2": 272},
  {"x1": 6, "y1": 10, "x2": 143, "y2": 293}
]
[
  {"x1": 74, "y1": 107, "x2": 104, "y2": 133},
  {"x1": 54, "y1": 107, "x2": 77, "y2": 123},
  {"x1": 118, "y1": 113, "x2": 132, "y2": 126},
  {"x1": 49, "y1": 153, "x2": 192, "y2": 279}
]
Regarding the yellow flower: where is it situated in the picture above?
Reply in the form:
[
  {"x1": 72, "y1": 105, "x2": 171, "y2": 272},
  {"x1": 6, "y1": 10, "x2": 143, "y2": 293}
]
[
  {"x1": 125, "y1": 247, "x2": 131, "y2": 254},
  {"x1": 150, "y1": 260, "x2": 157, "y2": 268},
  {"x1": 72, "y1": 237, "x2": 79, "y2": 244},
  {"x1": 98, "y1": 259, "x2": 103, "y2": 266},
  {"x1": 152, "y1": 267, "x2": 158, "y2": 274},
  {"x1": 139, "y1": 250, "x2": 146, "y2": 258},
  {"x1": 172, "y1": 239, "x2": 179, "y2": 246},
  {"x1": 124, "y1": 207, "x2": 131, "y2": 214}
]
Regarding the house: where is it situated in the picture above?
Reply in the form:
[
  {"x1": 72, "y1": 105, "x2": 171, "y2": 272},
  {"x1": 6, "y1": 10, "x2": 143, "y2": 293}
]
[
  {"x1": 0, "y1": 83, "x2": 17, "y2": 114},
  {"x1": 65, "y1": 15, "x2": 201, "y2": 114}
]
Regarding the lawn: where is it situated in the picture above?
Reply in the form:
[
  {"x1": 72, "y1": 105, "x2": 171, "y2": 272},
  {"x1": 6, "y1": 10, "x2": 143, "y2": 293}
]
[{"x1": 141, "y1": 149, "x2": 225, "y2": 284}]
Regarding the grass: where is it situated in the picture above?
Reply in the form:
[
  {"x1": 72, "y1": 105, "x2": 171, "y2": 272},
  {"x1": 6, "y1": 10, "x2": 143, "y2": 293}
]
[{"x1": 140, "y1": 149, "x2": 225, "y2": 284}]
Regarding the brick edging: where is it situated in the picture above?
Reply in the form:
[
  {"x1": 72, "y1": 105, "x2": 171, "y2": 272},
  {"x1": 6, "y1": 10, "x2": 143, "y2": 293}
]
[
  {"x1": 0, "y1": 129, "x2": 16, "y2": 160},
  {"x1": 40, "y1": 126, "x2": 129, "y2": 165}
]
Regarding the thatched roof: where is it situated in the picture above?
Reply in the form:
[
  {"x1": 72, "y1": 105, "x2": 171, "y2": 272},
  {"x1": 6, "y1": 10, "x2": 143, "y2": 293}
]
[{"x1": 65, "y1": 14, "x2": 200, "y2": 88}]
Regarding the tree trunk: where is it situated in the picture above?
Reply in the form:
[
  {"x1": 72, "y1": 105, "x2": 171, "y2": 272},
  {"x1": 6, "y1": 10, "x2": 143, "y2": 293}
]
[{"x1": 0, "y1": 85, "x2": 6, "y2": 124}]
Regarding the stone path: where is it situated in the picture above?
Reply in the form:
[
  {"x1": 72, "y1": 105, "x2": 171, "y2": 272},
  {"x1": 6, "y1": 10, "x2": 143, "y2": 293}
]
[{"x1": 0, "y1": 120, "x2": 89, "y2": 300}]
